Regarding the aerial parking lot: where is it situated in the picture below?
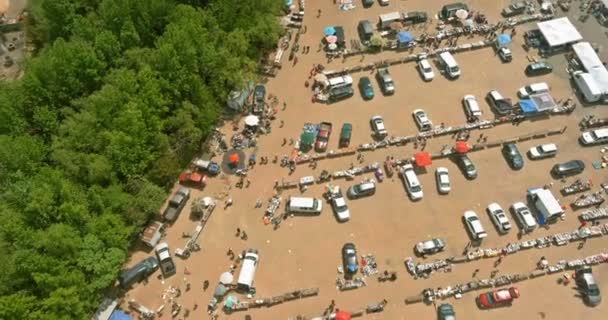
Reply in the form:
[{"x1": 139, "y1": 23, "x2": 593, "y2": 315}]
[{"x1": 119, "y1": 1, "x2": 608, "y2": 319}]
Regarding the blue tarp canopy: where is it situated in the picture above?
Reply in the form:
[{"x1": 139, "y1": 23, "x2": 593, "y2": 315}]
[
  {"x1": 324, "y1": 26, "x2": 336, "y2": 36},
  {"x1": 496, "y1": 34, "x2": 512, "y2": 47},
  {"x1": 285, "y1": 0, "x2": 293, "y2": 7},
  {"x1": 109, "y1": 310, "x2": 132, "y2": 320},
  {"x1": 519, "y1": 99, "x2": 538, "y2": 114},
  {"x1": 397, "y1": 32, "x2": 414, "y2": 44}
]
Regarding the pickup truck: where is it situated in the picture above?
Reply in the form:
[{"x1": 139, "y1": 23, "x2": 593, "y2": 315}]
[
  {"x1": 375, "y1": 68, "x2": 395, "y2": 95},
  {"x1": 163, "y1": 187, "x2": 190, "y2": 222},
  {"x1": 501, "y1": 1, "x2": 527, "y2": 17},
  {"x1": 315, "y1": 122, "x2": 333, "y2": 152}
]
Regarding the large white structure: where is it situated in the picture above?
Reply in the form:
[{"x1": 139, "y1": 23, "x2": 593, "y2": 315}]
[
  {"x1": 537, "y1": 17, "x2": 582, "y2": 48},
  {"x1": 571, "y1": 42, "x2": 608, "y2": 103}
]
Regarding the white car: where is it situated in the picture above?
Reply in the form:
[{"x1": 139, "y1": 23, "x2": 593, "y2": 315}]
[
  {"x1": 370, "y1": 115, "x2": 387, "y2": 137},
  {"x1": 511, "y1": 202, "x2": 537, "y2": 233},
  {"x1": 435, "y1": 167, "x2": 451, "y2": 194},
  {"x1": 418, "y1": 58, "x2": 435, "y2": 81},
  {"x1": 464, "y1": 211, "x2": 487, "y2": 240},
  {"x1": 518, "y1": 82, "x2": 549, "y2": 98},
  {"x1": 412, "y1": 109, "x2": 432, "y2": 131},
  {"x1": 400, "y1": 164, "x2": 423, "y2": 200},
  {"x1": 331, "y1": 191, "x2": 350, "y2": 222},
  {"x1": 486, "y1": 203, "x2": 511, "y2": 234},
  {"x1": 415, "y1": 238, "x2": 446, "y2": 256},
  {"x1": 528, "y1": 143, "x2": 557, "y2": 159},
  {"x1": 463, "y1": 94, "x2": 482, "y2": 121},
  {"x1": 580, "y1": 128, "x2": 608, "y2": 146}
]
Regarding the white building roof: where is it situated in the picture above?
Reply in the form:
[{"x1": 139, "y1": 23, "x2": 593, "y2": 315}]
[
  {"x1": 572, "y1": 42, "x2": 603, "y2": 70},
  {"x1": 537, "y1": 17, "x2": 582, "y2": 47},
  {"x1": 572, "y1": 42, "x2": 608, "y2": 93}
]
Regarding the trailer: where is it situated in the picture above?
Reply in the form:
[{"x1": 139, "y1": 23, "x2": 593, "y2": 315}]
[{"x1": 141, "y1": 221, "x2": 164, "y2": 248}]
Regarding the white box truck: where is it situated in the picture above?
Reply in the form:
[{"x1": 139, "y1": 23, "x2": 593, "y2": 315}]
[
  {"x1": 572, "y1": 71, "x2": 605, "y2": 103},
  {"x1": 528, "y1": 188, "x2": 563, "y2": 223}
]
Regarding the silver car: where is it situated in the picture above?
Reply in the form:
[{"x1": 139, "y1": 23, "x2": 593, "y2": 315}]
[
  {"x1": 435, "y1": 167, "x2": 451, "y2": 194},
  {"x1": 487, "y1": 203, "x2": 511, "y2": 234},
  {"x1": 415, "y1": 238, "x2": 446, "y2": 256},
  {"x1": 347, "y1": 181, "x2": 376, "y2": 199}
]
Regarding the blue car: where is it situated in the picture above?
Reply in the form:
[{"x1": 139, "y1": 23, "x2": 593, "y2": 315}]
[
  {"x1": 341, "y1": 243, "x2": 358, "y2": 274},
  {"x1": 358, "y1": 76, "x2": 374, "y2": 100}
]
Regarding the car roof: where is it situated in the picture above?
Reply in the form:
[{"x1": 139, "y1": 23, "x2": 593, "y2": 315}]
[
  {"x1": 420, "y1": 59, "x2": 431, "y2": 68},
  {"x1": 539, "y1": 143, "x2": 557, "y2": 152},
  {"x1": 488, "y1": 203, "x2": 502, "y2": 211}
]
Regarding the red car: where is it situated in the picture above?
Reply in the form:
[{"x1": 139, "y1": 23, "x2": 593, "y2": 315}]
[
  {"x1": 478, "y1": 287, "x2": 520, "y2": 308},
  {"x1": 315, "y1": 122, "x2": 332, "y2": 152}
]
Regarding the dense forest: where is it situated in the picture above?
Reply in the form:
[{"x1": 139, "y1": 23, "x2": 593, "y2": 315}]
[{"x1": 0, "y1": 0, "x2": 283, "y2": 318}]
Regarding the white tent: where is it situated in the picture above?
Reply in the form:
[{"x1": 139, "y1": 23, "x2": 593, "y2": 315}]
[
  {"x1": 572, "y1": 42, "x2": 608, "y2": 93},
  {"x1": 537, "y1": 17, "x2": 582, "y2": 47}
]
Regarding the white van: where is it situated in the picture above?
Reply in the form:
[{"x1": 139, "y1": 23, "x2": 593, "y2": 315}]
[
  {"x1": 237, "y1": 249, "x2": 259, "y2": 292},
  {"x1": 438, "y1": 52, "x2": 460, "y2": 78},
  {"x1": 400, "y1": 164, "x2": 423, "y2": 200},
  {"x1": 287, "y1": 196, "x2": 323, "y2": 214},
  {"x1": 518, "y1": 82, "x2": 549, "y2": 98}
]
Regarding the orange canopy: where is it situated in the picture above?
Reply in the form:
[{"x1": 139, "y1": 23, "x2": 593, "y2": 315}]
[
  {"x1": 414, "y1": 152, "x2": 432, "y2": 167},
  {"x1": 455, "y1": 141, "x2": 469, "y2": 154},
  {"x1": 229, "y1": 153, "x2": 240, "y2": 163}
]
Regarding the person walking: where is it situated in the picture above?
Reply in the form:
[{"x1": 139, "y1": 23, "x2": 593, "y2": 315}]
[
  {"x1": 317, "y1": 9, "x2": 322, "y2": 18},
  {"x1": 236, "y1": 228, "x2": 241, "y2": 237}
]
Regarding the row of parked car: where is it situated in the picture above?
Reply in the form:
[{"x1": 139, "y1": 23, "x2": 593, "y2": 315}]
[{"x1": 463, "y1": 201, "x2": 539, "y2": 241}]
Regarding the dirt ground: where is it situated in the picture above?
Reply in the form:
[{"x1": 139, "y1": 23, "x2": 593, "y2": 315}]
[{"x1": 122, "y1": 1, "x2": 608, "y2": 319}]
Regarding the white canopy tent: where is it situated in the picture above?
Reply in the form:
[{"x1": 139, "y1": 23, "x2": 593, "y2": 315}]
[
  {"x1": 537, "y1": 17, "x2": 582, "y2": 47},
  {"x1": 572, "y1": 42, "x2": 608, "y2": 94}
]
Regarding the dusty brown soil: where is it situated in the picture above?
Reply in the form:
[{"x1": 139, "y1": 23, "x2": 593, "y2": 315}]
[{"x1": 123, "y1": 1, "x2": 608, "y2": 319}]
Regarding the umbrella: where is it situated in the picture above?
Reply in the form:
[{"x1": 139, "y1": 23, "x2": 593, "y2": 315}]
[
  {"x1": 335, "y1": 310, "x2": 351, "y2": 320},
  {"x1": 325, "y1": 35, "x2": 338, "y2": 44},
  {"x1": 229, "y1": 153, "x2": 240, "y2": 164},
  {"x1": 214, "y1": 284, "x2": 227, "y2": 297},
  {"x1": 327, "y1": 43, "x2": 338, "y2": 50},
  {"x1": 323, "y1": 26, "x2": 336, "y2": 36},
  {"x1": 219, "y1": 272, "x2": 234, "y2": 284},
  {"x1": 496, "y1": 34, "x2": 512, "y2": 47},
  {"x1": 203, "y1": 197, "x2": 214, "y2": 206},
  {"x1": 244, "y1": 115, "x2": 260, "y2": 127},
  {"x1": 224, "y1": 295, "x2": 238, "y2": 309},
  {"x1": 414, "y1": 152, "x2": 432, "y2": 167},
  {"x1": 455, "y1": 9, "x2": 469, "y2": 20},
  {"x1": 455, "y1": 141, "x2": 469, "y2": 154}
]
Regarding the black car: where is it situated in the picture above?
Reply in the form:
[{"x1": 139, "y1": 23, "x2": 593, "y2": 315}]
[
  {"x1": 502, "y1": 143, "x2": 524, "y2": 170},
  {"x1": 551, "y1": 160, "x2": 585, "y2": 177},
  {"x1": 118, "y1": 257, "x2": 159, "y2": 289},
  {"x1": 457, "y1": 155, "x2": 478, "y2": 179},
  {"x1": 525, "y1": 61, "x2": 553, "y2": 76},
  {"x1": 341, "y1": 243, "x2": 358, "y2": 274},
  {"x1": 403, "y1": 11, "x2": 428, "y2": 25}
]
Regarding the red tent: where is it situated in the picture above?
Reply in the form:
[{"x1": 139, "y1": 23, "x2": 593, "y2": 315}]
[
  {"x1": 335, "y1": 310, "x2": 351, "y2": 320},
  {"x1": 229, "y1": 153, "x2": 240, "y2": 164},
  {"x1": 455, "y1": 141, "x2": 469, "y2": 154},
  {"x1": 414, "y1": 152, "x2": 432, "y2": 167}
]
